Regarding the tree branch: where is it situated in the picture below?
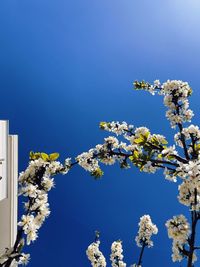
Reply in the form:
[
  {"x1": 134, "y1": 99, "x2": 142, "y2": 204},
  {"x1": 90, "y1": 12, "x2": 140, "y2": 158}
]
[{"x1": 137, "y1": 243, "x2": 146, "y2": 266}]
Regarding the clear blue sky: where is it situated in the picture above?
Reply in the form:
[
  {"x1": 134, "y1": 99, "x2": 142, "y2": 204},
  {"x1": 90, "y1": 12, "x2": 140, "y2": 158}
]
[{"x1": 1, "y1": 0, "x2": 200, "y2": 266}]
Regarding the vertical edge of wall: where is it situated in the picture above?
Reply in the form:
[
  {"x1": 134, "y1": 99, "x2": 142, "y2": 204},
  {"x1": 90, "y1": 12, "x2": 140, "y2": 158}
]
[
  {"x1": 9, "y1": 135, "x2": 18, "y2": 247},
  {"x1": 0, "y1": 135, "x2": 18, "y2": 255},
  {"x1": 0, "y1": 121, "x2": 9, "y2": 254},
  {"x1": 0, "y1": 120, "x2": 8, "y2": 201}
]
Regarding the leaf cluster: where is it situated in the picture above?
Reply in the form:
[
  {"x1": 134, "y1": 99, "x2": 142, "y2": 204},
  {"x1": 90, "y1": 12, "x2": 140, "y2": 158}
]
[{"x1": 29, "y1": 151, "x2": 60, "y2": 162}]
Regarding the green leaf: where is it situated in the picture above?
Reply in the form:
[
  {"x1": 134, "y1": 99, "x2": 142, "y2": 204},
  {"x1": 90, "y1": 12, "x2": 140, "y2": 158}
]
[
  {"x1": 134, "y1": 80, "x2": 150, "y2": 90},
  {"x1": 99, "y1": 121, "x2": 107, "y2": 129},
  {"x1": 134, "y1": 132, "x2": 150, "y2": 145},
  {"x1": 34, "y1": 152, "x2": 41, "y2": 159},
  {"x1": 29, "y1": 151, "x2": 42, "y2": 160},
  {"x1": 150, "y1": 135, "x2": 168, "y2": 146},
  {"x1": 144, "y1": 131, "x2": 150, "y2": 139},
  {"x1": 129, "y1": 156, "x2": 133, "y2": 162},
  {"x1": 150, "y1": 136, "x2": 159, "y2": 146},
  {"x1": 49, "y1": 153, "x2": 60, "y2": 161},
  {"x1": 138, "y1": 161, "x2": 146, "y2": 171},
  {"x1": 133, "y1": 150, "x2": 140, "y2": 159},
  {"x1": 167, "y1": 155, "x2": 175, "y2": 160},
  {"x1": 188, "y1": 88, "x2": 193, "y2": 96},
  {"x1": 29, "y1": 151, "x2": 35, "y2": 160},
  {"x1": 129, "y1": 150, "x2": 140, "y2": 162},
  {"x1": 194, "y1": 143, "x2": 200, "y2": 152},
  {"x1": 91, "y1": 168, "x2": 104, "y2": 179},
  {"x1": 161, "y1": 139, "x2": 168, "y2": 145},
  {"x1": 41, "y1": 153, "x2": 49, "y2": 161},
  {"x1": 134, "y1": 136, "x2": 145, "y2": 144}
]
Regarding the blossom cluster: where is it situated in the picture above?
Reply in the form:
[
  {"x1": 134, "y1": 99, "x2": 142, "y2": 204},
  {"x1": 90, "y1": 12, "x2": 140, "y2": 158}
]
[
  {"x1": 18, "y1": 253, "x2": 30, "y2": 265},
  {"x1": 135, "y1": 215, "x2": 158, "y2": 248},
  {"x1": 182, "y1": 125, "x2": 200, "y2": 140},
  {"x1": 86, "y1": 240, "x2": 107, "y2": 267},
  {"x1": 83, "y1": 81, "x2": 200, "y2": 266},
  {"x1": 4, "y1": 79, "x2": 200, "y2": 266},
  {"x1": 0, "y1": 152, "x2": 72, "y2": 266},
  {"x1": 0, "y1": 251, "x2": 30, "y2": 266},
  {"x1": 174, "y1": 124, "x2": 200, "y2": 156},
  {"x1": 84, "y1": 81, "x2": 200, "y2": 266},
  {"x1": 76, "y1": 121, "x2": 174, "y2": 178},
  {"x1": 18, "y1": 153, "x2": 71, "y2": 246},
  {"x1": 99, "y1": 121, "x2": 132, "y2": 136},
  {"x1": 178, "y1": 178, "x2": 200, "y2": 210},
  {"x1": 110, "y1": 241, "x2": 126, "y2": 267},
  {"x1": 87, "y1": 216, "x2": 157, "y2": 267},
  {"x1": 175, "y1": 160, "x2": 200, "y2": 210},
  {"x1": 165, "y1": 215, "x2": 193, "y2": 262},
  {"x1": 134, "y1": 80, "x2": 193, "y2": 128}
]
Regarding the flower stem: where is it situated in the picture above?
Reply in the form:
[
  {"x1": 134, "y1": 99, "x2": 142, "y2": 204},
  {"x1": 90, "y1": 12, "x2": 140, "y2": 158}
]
[{"x1": 137, "y1": 243, "x2": 146, "y2": 266}]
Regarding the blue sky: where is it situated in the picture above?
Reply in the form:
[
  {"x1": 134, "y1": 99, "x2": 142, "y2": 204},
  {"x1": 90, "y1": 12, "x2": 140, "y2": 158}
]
[{"x1": 1, "y1": 0, "x2": 200, "y2": 266}]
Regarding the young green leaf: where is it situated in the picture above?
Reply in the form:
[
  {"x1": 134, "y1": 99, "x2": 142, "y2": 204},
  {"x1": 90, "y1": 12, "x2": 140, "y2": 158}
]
[
  {"x1": 49, "y1": 153, "x2": 60, "y2": 161},
  {"x1": 41, "y1": 153, "x2": 49, "y2": 161}
]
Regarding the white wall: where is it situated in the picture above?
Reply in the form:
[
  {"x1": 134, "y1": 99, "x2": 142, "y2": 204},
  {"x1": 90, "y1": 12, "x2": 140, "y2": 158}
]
[{"x1": 0, "y1": 135, "x2": 18, "y2": 255}]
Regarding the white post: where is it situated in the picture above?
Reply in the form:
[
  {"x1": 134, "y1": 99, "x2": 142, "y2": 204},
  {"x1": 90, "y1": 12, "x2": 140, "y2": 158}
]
[
  {"x1": 0, "y1": 122, "x2": 18, "y2": 256},
  {"x1": 0, "y1": 120, "x2": 8, "y2": 202}
]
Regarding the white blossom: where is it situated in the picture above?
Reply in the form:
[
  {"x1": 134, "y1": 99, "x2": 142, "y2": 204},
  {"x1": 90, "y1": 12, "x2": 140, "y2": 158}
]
[
  {"x1": 86, "y1": 240, "x2": 106, "y2": 267},
  {"x1": 136, "y1": 80, "x2": 193, "y2": 128},
  {"x1": 176, "y1": 160, "x2": 200, "y2": 180},
  {"x1": 178, "y1": 178, "x2": 200, "y2": 210},
  {"x1": 142, "y1": 161, "x2": 157, "y2": 173},
  {"x1": 76, "y1": 150, "x2": 99, "y2": 172},
  {"x1": 134, "y1": 127, "x2": 150, "y2": 138},
  {"x1": 135, "y1": 215, "x2": 158, "y2": 248},
  {"x1": 174, "y1": 132, "x2": 183, "y2": 148},
  {"x1": 165, "y1": 215, "x2": 194, "y2": 263},
  {"x1": 100, "y1": 121, "x2": 131, "y2": 136},
  {"x1": 61, "y1": 157, "x2": 72, "y2": 174},
  {"x1": 171, "y1": 240, "x2": 184, "y2": 262},
  {"x1": 154, "y1": 79, "x2": 161, "y2": 88},
  {"x1": 166, "y1": 215, "x2": 190, "y2": 243},
  {"x1": 41, "y1": 177, "x2": 55, "y2": 191},
  {"x1": 18, "y1": 253, "x2": 30, "y2": 265},
  {"x1": 104, "y1": 136, "x2": 119, "y2": 149},
  {"x1": 163, "y1": 168, "x2": 177, "y2": 182},
  {"x1": 182, "y1": 125, "x2": 200, "y2": 139},
  {"x1": 162, "y1": 145, "x2": 178, "y2": 158},
  {"x1": 110, "y1": 241, "x2": 126, "y2": 267},
  {"x1": 20, "y1": 184, "x2": 38, "y2": 198},
  {"x1": 18, "y1": 153, "x2": 71, "y2": 247}
]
